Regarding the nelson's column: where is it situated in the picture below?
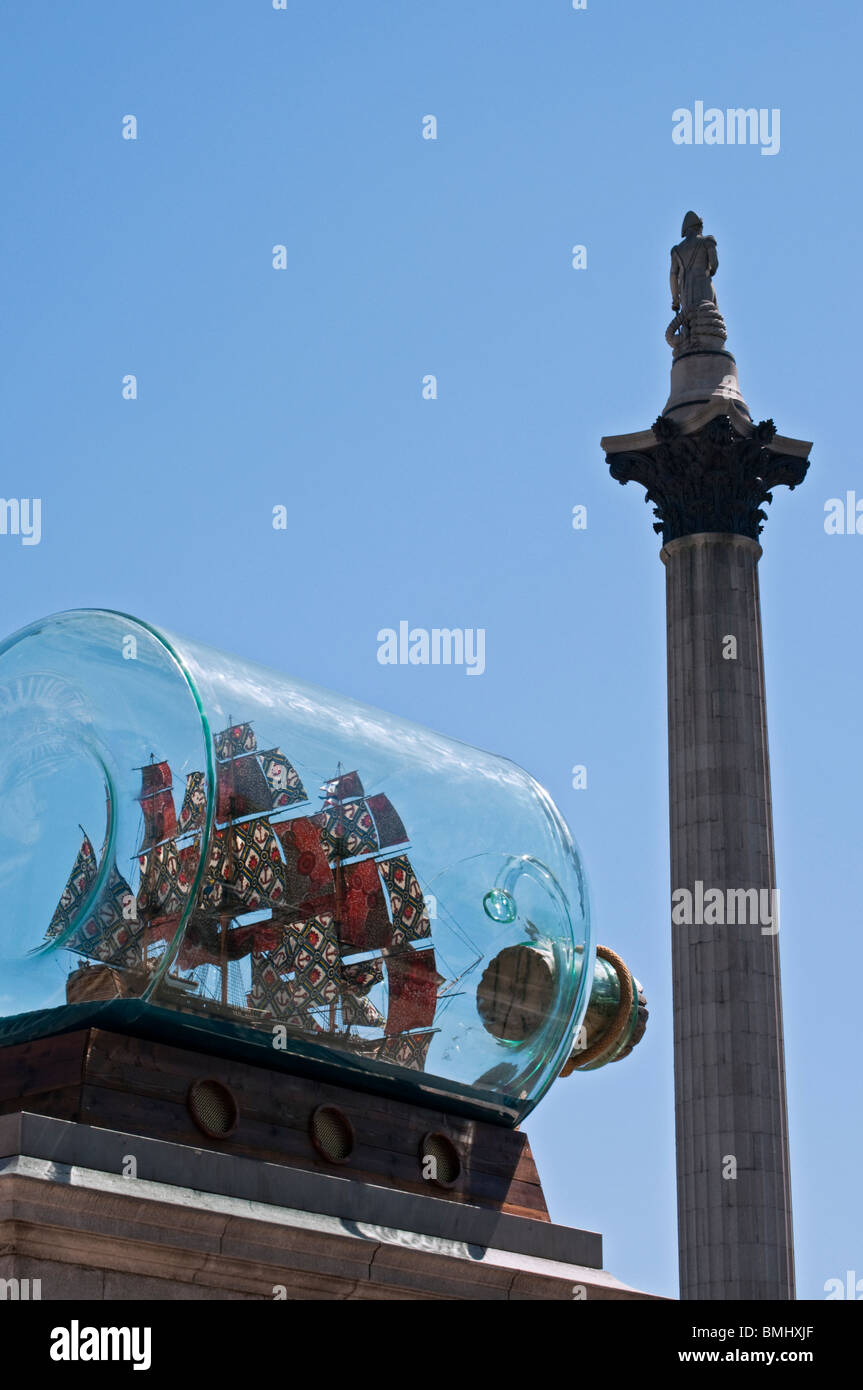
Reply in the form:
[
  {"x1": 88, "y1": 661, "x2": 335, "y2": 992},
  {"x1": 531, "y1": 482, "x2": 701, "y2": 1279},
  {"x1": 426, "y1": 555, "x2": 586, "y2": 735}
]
[{"x1": 601, "y1": 213, "x2": 810, "y2": 1300}]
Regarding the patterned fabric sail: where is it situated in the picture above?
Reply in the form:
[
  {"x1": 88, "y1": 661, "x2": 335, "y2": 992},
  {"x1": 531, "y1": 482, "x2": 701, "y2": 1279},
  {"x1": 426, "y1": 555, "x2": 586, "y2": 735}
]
[
  {"x1": 247, "y1": 924, "x2": 389, "y2": 1032},
  {"x1": 177, "y1": 771, "x2": 207, "y2": 835},
  {"x1": 367, "y1": 794, "x2": 409, "y2": 851},
  {"x1": 319, "y1": 793, "x2": 378, "y2": 861},
  {"x1": 342, "y1": 994, "x2": 385, "y2": 1028},
  {"x1": 342, "y1": 957, "x2": 383, "y2": 995},
  {"x1": 318, "y1": 774, "x2": 408, "y2": 860},
  {"x1": 247, "y1": 950, "x2": 322, "y2": 1030},
  {"x1": 339, "y1": 858, "x2": 392, "y2": 952},
  {"x1": 214, "y1": 724, "x2": 307, "y2": 822},
  {"x1": 374, "y1": 1031, "x2": 435, "y2": 1071},
  {"x1": 138, "y1": 761, "x2": 177, "y2": 850},
  {"x1": 214, "y1": 723, "x2": 257, "y2": 760},
  {"x1": 63, "y1": 861, "x2": 145, "y2": 969},
  {"x1": 384, "y1": 947, "x2": 441, "y2": 1035},
  {"x1": 199, "y1": 820, "x2": 287, "y2": 915},
  {"x1": 215, "y1": 752, "x2": 273, "y2": 823},
  {"x1": 341, "y1": 956, "x2": 385, "y2": 1028},
  {"x1": 323, "y1": 771, "x2": 364, "y2": 799},
  {"x1": 137, "y1": 840, "x2": 197, "y2": 920},
  {"x1": 46, "y1": 833, "x2": 98, "y2": 942},
  {"x1": 272, "y1": 814, "x2": 335, "y2": 913},
  {"x1": 282, "y1": 913, "x2": 343, "y2": 1010},
  {"x1": 261, "y1": 749, "x2": 307, "y2": 809},
  {"x1": 379, "y1": 854, "x2": 431, "y2": 945}
]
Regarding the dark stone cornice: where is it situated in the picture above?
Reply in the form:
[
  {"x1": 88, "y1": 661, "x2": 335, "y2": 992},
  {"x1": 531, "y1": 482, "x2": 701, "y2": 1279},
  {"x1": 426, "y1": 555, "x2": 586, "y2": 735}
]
[{"x1": 605, "y1": 414, "x2": 810, "y2": 544}]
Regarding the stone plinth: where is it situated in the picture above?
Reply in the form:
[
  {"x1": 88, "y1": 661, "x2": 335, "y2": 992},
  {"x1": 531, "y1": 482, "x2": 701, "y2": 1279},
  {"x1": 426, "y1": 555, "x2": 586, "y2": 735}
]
[
  {"x1": 0, "y1": 1114, "x2": 660, "y2": 1301},
  {"x1": 662, "y1": 348, "x2": 750, "y2": 426}
]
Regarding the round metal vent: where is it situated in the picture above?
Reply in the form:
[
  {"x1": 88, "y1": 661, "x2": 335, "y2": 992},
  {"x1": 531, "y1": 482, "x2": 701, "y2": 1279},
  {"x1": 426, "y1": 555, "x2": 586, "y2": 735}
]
[
  {"x1": 310, "y1": 1105, "x2": 354, "y2": 1164},
  {"x1": 420, "y1": 1132, "x2": 461, "y2": 1188},
  {"x1": 187, "y1": 1078, "x2": 239, "y2": 1138}
]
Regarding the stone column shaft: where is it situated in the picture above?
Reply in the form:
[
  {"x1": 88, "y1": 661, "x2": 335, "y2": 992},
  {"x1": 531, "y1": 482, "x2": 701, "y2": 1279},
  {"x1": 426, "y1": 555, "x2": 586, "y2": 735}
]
[{"x1": 662, "y1": 532, "x2": 794, "y2": 1300}]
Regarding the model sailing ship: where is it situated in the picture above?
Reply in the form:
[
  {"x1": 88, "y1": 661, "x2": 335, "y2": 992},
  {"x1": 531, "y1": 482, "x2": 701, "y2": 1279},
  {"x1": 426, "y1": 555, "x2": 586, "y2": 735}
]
[{"x1": 43, "y1": 722, "x2": 448, "y2": 1071}]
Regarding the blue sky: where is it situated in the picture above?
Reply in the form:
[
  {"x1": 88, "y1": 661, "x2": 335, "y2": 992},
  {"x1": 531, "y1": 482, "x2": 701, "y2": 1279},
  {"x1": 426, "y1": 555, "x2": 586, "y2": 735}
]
[{"x1": 1, "y1": 0, "x2": 860, "y2": 1299}]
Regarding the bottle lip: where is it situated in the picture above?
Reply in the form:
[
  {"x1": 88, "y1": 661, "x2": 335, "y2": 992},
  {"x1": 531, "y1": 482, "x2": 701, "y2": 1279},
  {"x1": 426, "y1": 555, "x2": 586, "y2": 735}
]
[
  {"x1": 25, "y1": 739, "x2": 117, "y2": 961},
  {"x1": 111, "y1": 614, "x2": 217, "y2": 1002},
  {"x1": 0, "y1": 609, "x2": 216, "y2": 996}
]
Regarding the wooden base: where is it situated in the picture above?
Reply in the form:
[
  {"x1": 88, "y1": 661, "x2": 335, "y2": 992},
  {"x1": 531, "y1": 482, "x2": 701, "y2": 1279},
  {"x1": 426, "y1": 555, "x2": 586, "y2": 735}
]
[{"x1": 0, "y1": 1027, "x2": 548, "y2": 1220}]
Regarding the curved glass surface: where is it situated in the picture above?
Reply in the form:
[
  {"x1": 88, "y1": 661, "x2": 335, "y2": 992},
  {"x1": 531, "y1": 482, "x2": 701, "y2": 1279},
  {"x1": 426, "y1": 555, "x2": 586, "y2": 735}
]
[{"x1": 0, "y1": 609, "x2": 593, "y2": 1124}]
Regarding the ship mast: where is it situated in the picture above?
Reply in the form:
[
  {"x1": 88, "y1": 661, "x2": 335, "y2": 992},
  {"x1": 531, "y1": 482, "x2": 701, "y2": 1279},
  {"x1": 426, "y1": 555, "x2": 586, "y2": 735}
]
[
  {"x1": 330, "y1": 763, "x2": 345, "y2": 1037},
  {"x1": 220, "y1": 717, "x2": 234, "y2": 1009},
  {"x1": 137, "y1": 753, "x2": 171, "y2": 973}
]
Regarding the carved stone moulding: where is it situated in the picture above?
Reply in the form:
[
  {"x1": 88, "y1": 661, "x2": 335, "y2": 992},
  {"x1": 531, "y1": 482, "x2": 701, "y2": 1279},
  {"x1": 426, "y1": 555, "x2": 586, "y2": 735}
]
[
  {"x1": 602, "y1": 413, "x2": 811, "y2": 544},
  {"x1": 662, "y1": 346, "x2": 749, "y2": 423}
]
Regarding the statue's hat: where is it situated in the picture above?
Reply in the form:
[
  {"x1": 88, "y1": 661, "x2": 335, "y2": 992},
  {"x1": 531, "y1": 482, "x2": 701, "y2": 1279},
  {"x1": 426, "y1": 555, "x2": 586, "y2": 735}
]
[{"x1": 681, "y1": 210, "x2": 703, "y2": 236}]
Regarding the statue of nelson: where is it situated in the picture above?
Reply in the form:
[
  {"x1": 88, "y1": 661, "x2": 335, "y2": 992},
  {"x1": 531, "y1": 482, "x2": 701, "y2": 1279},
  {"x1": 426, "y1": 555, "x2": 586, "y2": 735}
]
[{"x1": 670, "y1": 210, "x2": 718, "y2": 315}]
